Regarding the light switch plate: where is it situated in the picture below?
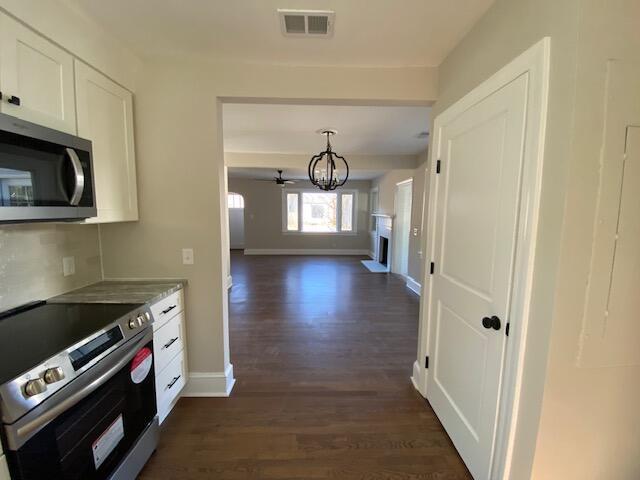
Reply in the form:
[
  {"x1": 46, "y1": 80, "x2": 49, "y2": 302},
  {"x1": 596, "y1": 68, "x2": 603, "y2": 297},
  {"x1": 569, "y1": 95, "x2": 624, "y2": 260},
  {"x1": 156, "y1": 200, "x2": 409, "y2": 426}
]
[
  {"x1": 182, "y1": 248, "x2": 194, "y2": 265},
  {"x1": 62, "y1": 256, "x2": 75, "y2": 276}
]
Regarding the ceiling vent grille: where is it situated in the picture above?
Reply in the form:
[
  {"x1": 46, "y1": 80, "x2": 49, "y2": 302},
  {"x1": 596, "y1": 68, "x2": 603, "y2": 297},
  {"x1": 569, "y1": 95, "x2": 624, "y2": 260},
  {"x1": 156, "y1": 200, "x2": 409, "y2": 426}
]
[{"x1": 278, "y1": 9, "x2": 335, "y2": 37}]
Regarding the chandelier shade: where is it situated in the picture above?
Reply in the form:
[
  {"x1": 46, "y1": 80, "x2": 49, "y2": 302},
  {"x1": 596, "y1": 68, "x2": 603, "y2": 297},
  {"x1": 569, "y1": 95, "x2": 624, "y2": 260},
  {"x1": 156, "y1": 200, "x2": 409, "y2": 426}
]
[{"x1": 308, "y1": 130, "x2": 349, "y2": 191}]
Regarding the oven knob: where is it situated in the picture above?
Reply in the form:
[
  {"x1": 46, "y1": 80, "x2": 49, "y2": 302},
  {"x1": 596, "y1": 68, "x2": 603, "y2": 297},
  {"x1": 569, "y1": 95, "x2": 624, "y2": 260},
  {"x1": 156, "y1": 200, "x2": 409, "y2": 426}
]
[
  {"x1": 136, "y1": 315, "x2": 145, "y2": 326},
  {"x1": 24, "y1": 378, "x2": 47, "y2": 397},
  {"x1": 144, "y1": 311, "x2": 151, "y2": 321},
  {"x1": 128, "y1": 318, "x2": 138, "y2": 329},
  {"x1": 43, "y1": 367, "x2": 65, "y2": 384}
]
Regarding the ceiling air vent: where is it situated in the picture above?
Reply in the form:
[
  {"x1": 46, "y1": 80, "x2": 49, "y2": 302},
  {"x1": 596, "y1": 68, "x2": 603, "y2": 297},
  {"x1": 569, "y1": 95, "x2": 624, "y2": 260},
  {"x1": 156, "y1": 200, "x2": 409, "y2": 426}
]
[{"x1": 278, "y1": 9, "x2": 335, "y2": 37}]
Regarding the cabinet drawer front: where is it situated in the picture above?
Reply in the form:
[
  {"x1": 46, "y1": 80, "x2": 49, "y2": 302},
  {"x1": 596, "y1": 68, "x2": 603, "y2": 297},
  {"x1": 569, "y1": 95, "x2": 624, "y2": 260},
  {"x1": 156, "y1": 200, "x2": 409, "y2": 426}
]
[
  {"x1": 151, "y1": 290, "x2": 184, "y2": 329},
  {"x1": 156, "y1": 352, "x2": 185, "y2": 424},
  {"x1": 154, "y1": 312, "x2": 184, "y2": 373}
]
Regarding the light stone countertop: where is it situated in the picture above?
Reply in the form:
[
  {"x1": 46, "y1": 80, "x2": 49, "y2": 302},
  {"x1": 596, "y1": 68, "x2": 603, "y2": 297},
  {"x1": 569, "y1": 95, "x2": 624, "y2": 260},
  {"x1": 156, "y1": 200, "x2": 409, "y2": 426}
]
[{"x1": 48, "y1": 279, "x2": 187, "y2": 306}]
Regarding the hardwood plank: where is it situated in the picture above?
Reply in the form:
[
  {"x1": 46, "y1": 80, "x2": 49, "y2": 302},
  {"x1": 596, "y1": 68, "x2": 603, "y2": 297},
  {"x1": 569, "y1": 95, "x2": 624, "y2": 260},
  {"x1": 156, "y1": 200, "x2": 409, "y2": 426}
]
[{"x1": 139, "y1": 254, "x2": 471, "y2": 479}]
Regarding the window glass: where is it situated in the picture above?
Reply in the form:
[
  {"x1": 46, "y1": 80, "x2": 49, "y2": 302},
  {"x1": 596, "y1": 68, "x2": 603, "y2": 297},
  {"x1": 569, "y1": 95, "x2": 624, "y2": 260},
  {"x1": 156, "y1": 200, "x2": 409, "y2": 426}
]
[
  {"x1": 286, "y1": 193, "x2": 299, "y2": 230},
  {"x1": 302, "y1": 192, "x2": 337, "y2": 232},
  {"x1": 341, "y1": 193, "x2": 353, "y2": 231}
]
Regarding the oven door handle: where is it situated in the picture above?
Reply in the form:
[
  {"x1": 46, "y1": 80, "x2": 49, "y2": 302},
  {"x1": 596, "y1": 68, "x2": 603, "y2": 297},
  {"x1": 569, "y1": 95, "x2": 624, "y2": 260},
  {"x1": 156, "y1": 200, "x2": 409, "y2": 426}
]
[{"x1": 5, "y1": 328, "x2": 153, "y2": 450}]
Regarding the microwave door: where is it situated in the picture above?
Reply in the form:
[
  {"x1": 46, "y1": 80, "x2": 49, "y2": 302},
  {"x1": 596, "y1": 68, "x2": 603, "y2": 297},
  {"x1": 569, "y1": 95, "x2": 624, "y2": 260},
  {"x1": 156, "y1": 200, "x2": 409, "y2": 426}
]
[{"x1": 0, "y1": 138, "x2": 94, "y2": 222}]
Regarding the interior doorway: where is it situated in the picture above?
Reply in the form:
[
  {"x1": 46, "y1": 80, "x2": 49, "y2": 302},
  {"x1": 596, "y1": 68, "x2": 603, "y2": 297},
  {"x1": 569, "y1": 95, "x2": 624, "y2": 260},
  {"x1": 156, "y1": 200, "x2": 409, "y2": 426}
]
[
  {"x1": 228, "y1": 192, "x2": 245, "y2": 250},
  {"x1": 392, "y1": 179, "x2": 413, "y2": 278}
]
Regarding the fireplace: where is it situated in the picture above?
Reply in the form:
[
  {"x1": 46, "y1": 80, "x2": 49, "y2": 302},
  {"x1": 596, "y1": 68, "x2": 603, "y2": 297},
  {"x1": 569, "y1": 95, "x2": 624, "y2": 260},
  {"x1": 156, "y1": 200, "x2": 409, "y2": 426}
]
[{"x1": 378, "y1": 236, "x2": 389, "y2": 266}]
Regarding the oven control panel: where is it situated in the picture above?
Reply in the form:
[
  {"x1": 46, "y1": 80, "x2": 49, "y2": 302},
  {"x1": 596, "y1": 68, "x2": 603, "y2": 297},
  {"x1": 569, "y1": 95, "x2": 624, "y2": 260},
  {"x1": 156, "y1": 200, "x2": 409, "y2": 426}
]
[{"x1": 0, "y1": 305, "x2": 154, "y2": 424}]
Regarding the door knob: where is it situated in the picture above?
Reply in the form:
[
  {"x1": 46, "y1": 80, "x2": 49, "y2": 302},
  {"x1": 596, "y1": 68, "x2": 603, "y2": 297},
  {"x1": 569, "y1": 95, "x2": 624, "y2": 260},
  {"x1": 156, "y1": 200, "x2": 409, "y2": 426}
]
[{"x1": 482, "y1": 315, "x2": 501, "y2": 330}]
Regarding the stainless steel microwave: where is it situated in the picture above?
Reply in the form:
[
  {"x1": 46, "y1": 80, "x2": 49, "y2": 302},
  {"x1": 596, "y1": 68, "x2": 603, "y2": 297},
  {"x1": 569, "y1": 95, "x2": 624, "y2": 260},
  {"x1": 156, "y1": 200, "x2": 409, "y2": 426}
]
[{"x1": 0, "y1": 113, "x2": 96, "y2": 223}]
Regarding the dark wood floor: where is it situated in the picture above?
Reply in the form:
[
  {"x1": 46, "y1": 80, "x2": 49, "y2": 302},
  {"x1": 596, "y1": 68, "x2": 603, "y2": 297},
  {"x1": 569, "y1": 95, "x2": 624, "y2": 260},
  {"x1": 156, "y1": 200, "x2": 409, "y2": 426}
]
[{"x1": 139, "y1": 253, "x2": 471, "y2": 479}]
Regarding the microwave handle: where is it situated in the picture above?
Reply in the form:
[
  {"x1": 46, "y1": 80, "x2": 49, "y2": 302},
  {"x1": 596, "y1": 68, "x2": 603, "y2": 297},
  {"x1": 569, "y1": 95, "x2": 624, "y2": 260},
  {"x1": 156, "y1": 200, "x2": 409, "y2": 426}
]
[
  {"x1": 65, "y1": 147, "x2": 85, "y2": 206},
  {"x1": 6, "y1": 328, "x2": 153, "y2": 450}
]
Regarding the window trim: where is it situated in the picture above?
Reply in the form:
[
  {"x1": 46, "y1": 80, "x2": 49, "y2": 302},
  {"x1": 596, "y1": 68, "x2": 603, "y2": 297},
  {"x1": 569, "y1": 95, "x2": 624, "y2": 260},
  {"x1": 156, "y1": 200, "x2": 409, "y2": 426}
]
[{"x1": 281, "y1": 188, "x2": 358, "y2": 235}]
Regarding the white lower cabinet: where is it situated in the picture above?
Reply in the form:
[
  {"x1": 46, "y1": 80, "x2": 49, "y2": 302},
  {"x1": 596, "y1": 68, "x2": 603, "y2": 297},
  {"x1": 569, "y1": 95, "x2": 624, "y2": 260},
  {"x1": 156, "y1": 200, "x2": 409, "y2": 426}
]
[
  {"x1": 0, "y1": 455, "x2": 9, "y2": 480},
  {"x1": 151, "y1": 289, "x2": 187, "y2": 424}
]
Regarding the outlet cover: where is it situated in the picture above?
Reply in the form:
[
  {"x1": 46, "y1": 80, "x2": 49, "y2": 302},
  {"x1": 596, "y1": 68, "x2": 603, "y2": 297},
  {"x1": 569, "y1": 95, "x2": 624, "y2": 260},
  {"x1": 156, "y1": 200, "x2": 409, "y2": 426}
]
[
  {"x1": 182, "y1": 248, "x2": 194, "y2": 265},
  {"x1": 62, "y1": 256, "x2": 75, "y2": 276}
]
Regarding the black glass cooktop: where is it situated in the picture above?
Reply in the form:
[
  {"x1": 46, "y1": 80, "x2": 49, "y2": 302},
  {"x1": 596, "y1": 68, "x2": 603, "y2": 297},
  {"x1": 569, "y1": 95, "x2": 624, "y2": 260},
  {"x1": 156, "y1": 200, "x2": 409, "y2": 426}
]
[{"x1": 0, "y1": 302, "x2": 142, "y2": 385}]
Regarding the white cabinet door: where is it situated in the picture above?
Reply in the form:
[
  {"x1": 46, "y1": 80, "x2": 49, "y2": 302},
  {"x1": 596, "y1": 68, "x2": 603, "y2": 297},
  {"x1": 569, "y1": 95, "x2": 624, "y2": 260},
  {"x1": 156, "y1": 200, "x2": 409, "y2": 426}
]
[
  {"x1": 0, "y1": 13, "x2": 76, "y2": 133},
  {"x1": 75, "y1": 60, "x2": 138, "y2": 223}
]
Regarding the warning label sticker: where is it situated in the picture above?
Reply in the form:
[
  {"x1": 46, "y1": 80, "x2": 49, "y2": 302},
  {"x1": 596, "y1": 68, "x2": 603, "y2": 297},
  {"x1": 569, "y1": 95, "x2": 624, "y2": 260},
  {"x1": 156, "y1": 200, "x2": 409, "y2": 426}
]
[
  {"x1": 92, "y1": 414, "x2": 124, "y2": 469},
  {"x1": 130, "y1": 347, "x2": 153, "y2": 384}
]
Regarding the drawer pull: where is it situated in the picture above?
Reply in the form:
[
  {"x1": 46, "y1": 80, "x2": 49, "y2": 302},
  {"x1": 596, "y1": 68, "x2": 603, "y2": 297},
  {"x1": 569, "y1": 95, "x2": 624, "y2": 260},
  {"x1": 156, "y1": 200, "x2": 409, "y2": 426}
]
[
  {"x1": 162, "y1": 337, "x2": 179, "y2": 350},
  {"x1": 166, "y1": 375, "x2": 181, "y2": 390},
  {"x1": 161, "y1": 304, "x2": 177, "y2": 315}
]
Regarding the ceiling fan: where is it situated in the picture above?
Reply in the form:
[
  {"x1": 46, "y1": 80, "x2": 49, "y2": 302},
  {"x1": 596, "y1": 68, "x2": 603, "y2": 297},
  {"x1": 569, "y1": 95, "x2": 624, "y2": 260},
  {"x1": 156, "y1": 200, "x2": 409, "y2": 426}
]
[{"x1": 259, "y1": 170, "x2": 296, "y2": 187}]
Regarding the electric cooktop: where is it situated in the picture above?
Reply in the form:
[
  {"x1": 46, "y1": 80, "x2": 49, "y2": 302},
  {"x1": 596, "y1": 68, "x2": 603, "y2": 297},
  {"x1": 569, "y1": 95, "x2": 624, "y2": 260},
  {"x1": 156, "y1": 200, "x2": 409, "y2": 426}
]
[{"x1": 0, "y1": 301, "x2": 143, "y2": 385}]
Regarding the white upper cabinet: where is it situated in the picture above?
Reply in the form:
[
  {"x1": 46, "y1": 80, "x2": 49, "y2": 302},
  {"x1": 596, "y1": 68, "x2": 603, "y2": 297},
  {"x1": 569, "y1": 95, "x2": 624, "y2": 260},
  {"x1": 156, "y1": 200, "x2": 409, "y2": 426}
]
[
  {"x1": 0, "y1": 13, "x2": 77, "y2": 134},
  {"x1": 75, "y1": 60, "x2": 139, "y2": 223}
]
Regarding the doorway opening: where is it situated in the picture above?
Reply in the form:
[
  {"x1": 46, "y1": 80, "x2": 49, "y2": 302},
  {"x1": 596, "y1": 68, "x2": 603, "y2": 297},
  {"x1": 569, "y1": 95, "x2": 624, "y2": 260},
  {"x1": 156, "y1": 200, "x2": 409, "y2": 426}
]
[
  {"x1": 227, "y1": 192, "x2": 245, "y2": 251},
  {"x1": 392, "y1": 179, "x2": 413, "y2": 279}
]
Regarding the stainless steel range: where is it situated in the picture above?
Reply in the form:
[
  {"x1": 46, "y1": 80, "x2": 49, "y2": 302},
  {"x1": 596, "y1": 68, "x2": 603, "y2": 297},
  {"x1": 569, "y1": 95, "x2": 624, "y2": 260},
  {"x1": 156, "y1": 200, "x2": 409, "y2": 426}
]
[{"x1": 0, "y1": 301, "x2": 158, "y2": 480}]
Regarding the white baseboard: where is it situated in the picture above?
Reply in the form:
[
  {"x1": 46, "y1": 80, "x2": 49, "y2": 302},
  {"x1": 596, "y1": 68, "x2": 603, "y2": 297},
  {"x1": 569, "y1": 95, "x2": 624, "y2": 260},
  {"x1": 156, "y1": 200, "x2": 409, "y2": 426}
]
[
  {"x1": 368, "y1": 250, "x2": 375, "y2": 259},
  {"x1": 243, "y1": 249, "x2": 370, "y2": 256},
  {"x1": 406, "y1": 276, "x2": 421, "y2": 296},
  {"x1": 411, "y1": 360, "x2": 426, "y2": 398},
  {"x1": 181, "y1": 364, "x2": 236, "y2": 397}
]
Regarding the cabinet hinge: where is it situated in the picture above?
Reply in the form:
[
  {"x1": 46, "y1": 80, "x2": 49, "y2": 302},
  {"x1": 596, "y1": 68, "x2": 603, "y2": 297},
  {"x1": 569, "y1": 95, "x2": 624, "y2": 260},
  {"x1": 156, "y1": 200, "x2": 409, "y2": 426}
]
[
  {"x1": 436, "y1": 160, "x2": 441, "y2": 174},
  {"x1": 506, "y1": 322, "x2": 510, "y2": 337},
  {"x1": 430, "y1": 262, "x2": 435, "y2": 275},
  {"x1": 425, "y1": 356, "x2": 430, "y2": 369}
]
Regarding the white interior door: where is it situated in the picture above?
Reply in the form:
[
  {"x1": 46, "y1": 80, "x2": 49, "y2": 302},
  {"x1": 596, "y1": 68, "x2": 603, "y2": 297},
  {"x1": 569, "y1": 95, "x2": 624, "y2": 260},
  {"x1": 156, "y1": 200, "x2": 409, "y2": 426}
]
[
  {"x1": 393, "y1": 180, "x2": 412, "y2": 277},
  {"x1": 426, "y1": 74, "x2": 528, "y2": 479}
]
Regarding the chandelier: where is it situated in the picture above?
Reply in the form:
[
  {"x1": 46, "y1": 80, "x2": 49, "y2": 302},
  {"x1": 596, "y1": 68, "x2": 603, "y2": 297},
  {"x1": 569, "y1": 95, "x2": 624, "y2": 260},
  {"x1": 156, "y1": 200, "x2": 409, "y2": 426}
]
[{"x1": 308, "y1": 129, "x2": 349, "y2": 191}]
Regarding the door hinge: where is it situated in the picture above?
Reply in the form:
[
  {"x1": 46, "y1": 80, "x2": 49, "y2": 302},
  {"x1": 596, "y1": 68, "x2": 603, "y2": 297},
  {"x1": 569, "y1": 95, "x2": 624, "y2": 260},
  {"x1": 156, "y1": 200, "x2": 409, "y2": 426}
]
[
  {"x1": 436, "y1": 159, "x2": 441, "y2": 174},
  {"x1": 430, "y1": 262, "x2": 435, "y2": 274},
  {"x1": 505, "y1": 322, "x2": 510, "y2": 337},
  {"x1": 425, "y1": 356, "x2": 429, "y2": 369}
]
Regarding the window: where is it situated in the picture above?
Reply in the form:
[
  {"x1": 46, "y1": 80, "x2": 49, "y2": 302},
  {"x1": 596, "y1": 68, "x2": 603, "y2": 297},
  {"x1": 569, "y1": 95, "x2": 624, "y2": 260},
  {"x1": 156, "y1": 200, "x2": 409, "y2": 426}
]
[
  {"x1": 227, "y1": 192, "x2": 244, "y2": 209},
  {"x1": 286, "y1": 193, "x2": 298, "y2": 231},
  {"x1": 283, "y1": 190, "x2": 357, "y2": 234}
]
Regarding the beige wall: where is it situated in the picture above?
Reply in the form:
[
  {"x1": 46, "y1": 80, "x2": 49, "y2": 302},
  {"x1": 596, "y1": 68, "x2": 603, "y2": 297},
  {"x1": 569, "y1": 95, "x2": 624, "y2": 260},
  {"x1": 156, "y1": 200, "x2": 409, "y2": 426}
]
[
  {"x1": 0, "y1": 224, "x2": 102, "y2": 311},
  {"x1": 228, "y1": 178, "x2": 371, "y2": 252},
  {"x1": 98, "y1": 58, "x2": 438, "y2": 381},
  {"x1": 426, "y1": 0, "x2": 639, "y2": 478},
  {"x1": 531, "y1": 1, "x2": 640, "y2": 478},
  {"x1": 372, "y1": 149, "x2": 429, "y2": 283}
]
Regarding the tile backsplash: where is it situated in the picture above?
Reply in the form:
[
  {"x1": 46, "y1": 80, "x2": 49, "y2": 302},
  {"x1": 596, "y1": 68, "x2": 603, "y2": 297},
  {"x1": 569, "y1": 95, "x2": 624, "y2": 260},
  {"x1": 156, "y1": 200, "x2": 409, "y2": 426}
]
[{"x1": 0, "y1": 224, "x2": 102, "y2": 311}]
